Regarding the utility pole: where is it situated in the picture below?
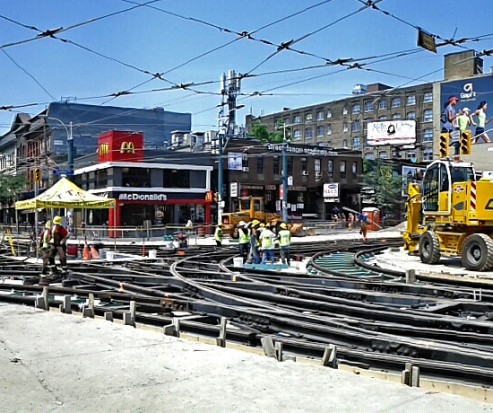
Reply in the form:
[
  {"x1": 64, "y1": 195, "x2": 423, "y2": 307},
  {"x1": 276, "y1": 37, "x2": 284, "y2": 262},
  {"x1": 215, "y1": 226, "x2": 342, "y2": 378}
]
[
  {"x1": 282, "y1": 124, "x2": 289, "y2": 223},
  {"x1": 217, "y1": 70, "x2": 242, "y2": 225}
]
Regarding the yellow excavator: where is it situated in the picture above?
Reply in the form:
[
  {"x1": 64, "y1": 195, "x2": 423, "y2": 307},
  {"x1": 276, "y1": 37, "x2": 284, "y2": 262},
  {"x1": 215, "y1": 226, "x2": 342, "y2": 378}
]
[
  {"x1": 221, "y1": 196, "x2": 304, "y2": 236},
  {"x1": 403, "y1": 158, "x2": 493, "y2": 271}
]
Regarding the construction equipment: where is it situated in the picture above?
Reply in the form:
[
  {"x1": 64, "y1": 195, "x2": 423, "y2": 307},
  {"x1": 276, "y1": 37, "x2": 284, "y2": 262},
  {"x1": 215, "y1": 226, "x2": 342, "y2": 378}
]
[
  {"x1": 403, "y1": 157, "x2": 493, "y2": 271},
  {"x1": 221, "y1": 196, "x2": 303, "y2": 236}
]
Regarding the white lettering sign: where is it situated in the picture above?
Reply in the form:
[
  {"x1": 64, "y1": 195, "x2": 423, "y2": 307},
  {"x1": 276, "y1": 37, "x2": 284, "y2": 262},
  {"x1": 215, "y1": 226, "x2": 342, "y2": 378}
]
[
  {"x1": 367, "y1": 120, "x2": 416, "y2": 146},
  {"x1": 119, "y1": 193, "x2": 167, "y2": 201},
  {"x1": 323, "y1": 183, "x2": 339, "y2": 198}
]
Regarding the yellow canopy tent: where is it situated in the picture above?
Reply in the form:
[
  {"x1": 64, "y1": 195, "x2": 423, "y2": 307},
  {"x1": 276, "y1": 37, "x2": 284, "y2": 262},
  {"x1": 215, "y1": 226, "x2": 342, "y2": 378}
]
[{"x1": 15, "y1": 177, "x2": 115, "y2": 210}]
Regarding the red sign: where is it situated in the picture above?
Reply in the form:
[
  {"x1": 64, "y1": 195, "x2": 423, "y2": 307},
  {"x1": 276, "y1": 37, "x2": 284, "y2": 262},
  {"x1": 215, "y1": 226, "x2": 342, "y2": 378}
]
[{"x1": 98, "y1": 130, "x2": 144, "y2": 162}]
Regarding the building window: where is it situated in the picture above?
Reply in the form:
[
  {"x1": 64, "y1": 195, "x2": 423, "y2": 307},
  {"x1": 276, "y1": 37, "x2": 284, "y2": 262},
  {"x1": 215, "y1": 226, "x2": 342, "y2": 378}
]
[
  {"x1": 391, "y1": 97, "x2": 401, "y2": 108},
  {"x1": 328, "y1": 160, "x2": 334, "y2": 178},
  {"x1": 407, "y1": 111, "x2": 416, "y2": 120},
  {"x1": 378, "y1": 100, "x2": 388, "y2": 110},
  {"x1": 352, "y1": 122, "x2": 361, "y2": 132},
  {"x1": 407, "y1": 95, "x2": 416, "y2": 106},
  {"x1": 342, "y1": 107, "x2": 348, "y2": 115},
  {"x1": 294, "y1": 115, "x2": 301, "y2": 124},
  {"x1": 364, "y1": 100, "x2": 374, "y2": 112},
  {"x1": 379, "y1": 151, "x2": 388, "y2": 159},
  {"x1": 327, "y1": 124, "x2": 332, "y2": 135},
  {"x1": 379, "y1": 115, "x2": 388, "y2": 121},
  {"x1": 287, "y1": 157, "x2": 293, "y2": 175},
  {"x1": 339, "y1": 161, "x2": 346, "y2": 179},
  {"x1": 300, "y1": 157, "x2": 307, "y2": 175},
  {"x1": 423, "y1": 148, "x2": 434, "y2": 161},
  {"x1": 423, "y1": 109, "x2": 433, "y2": 122},
  {"x1": 273, "y1": 156, "x2": 280, "y2": 175},
  {"x1": 352, "y1": 104, "x2": 361, "y2": 114},
  {"x1": 163, "y1": 169, "x2": 188, "y2": 188},
  {"x1": 352, "y1": 161, "x2": 358, "y2": 178},
  {"x1": 314, "y1": 158, "x2": 321, "y2": 174},
  {"x1": 392, "y1": 113, "x2": 402, "y2": 120},
  {"x1": 305, "y1": 127, "x2": 313, "y2": 139},
  {"x1": 317, "y1": 126, "x2": 324, "y2": 137},
  {"x1": 423, "y1": 128, "x2": 433, "y2": 142},
  {"x1": 327, "y1": 110, "x2": 332, "y2": 118},
  {"x1": 293, "y1": 129, "x2": 301, "y2": 140},
  {"x1": 406, "y1": 152, "x2": 417, "y2": 160},
  {"x1": 423, "y1": 91, "x2": 433, "y2": 103},
  {"x1": 317, "y1": 111, "x2": 325, "y2": 121},
  {"x1": 257, "y1": 157, "x2": 264, "y2": 174},
  {"x1": 124, "y1": 167, "x2": 150, "y2": 187},
  {"x1": 343, "y1": 122, "x2": 349, "y2": 132},
  {"x1": 95, "y1": 169, "x2": 108, "y2": 188},
  {"x1": 305, "y1": 113, "x2": 313, "y2": 123},
  {"x1": 343, "y1": 139, "x2": 348, "y2": 148},
  {"x1": 353, "y1": 137, "x2": 361, "y2": 150}
]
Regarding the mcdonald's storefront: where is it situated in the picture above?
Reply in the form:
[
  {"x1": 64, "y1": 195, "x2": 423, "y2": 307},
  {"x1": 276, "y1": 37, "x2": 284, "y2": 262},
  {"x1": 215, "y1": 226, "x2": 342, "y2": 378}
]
[{"x1": 74, "y1": 130, "x2": 215, "y2": 233}]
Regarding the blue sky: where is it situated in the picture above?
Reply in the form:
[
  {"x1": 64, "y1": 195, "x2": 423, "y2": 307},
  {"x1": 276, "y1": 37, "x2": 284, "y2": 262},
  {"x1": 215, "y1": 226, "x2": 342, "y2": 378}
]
[{"x1": 1, "y1": 0, "x2": 493, "y2": 136}]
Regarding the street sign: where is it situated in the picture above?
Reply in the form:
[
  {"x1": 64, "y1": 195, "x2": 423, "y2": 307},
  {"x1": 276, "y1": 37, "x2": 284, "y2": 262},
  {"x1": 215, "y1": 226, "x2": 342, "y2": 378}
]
[{"x1": 53, "y1": 170, "x2": 74, "y2": 176}]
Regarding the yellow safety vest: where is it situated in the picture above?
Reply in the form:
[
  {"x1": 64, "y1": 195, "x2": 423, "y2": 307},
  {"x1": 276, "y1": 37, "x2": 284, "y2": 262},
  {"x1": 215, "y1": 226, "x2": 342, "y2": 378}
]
[{"x1": 278, "y1": 230, "x2": 291, "y2": 247}]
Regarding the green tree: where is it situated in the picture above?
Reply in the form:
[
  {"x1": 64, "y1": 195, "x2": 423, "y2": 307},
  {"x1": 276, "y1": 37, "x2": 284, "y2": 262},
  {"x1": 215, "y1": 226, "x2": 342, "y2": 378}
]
[
  {"x1": 0, "y1": 175, "x2": 26, "y2": 205},
  {"x1": 250, "y1": 121, "x2": 286, "y2": 143},
  {"x1": 361, "y1": 159, "x2": 403, "y2": 218}
]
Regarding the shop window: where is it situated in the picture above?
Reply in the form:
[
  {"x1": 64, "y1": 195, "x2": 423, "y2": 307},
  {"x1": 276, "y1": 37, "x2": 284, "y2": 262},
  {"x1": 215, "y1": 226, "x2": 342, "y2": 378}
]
[
  {"x1": 257, "y1": 157, "x2": 264, "y2": 174},
  {"x1": 328, "y1": 160, "x2": 334, "y2": 178},
  {"x1": 122, "y1": 167, "x2": 150, "y2": 187},
  {"x1": 339, "y1": 161, "x2": 346, "y2": 179},
  {"x1": 273, "y1": 155, "x2": 280, "y2": 175},
  {"x1": 163, "y1": 169, "x2": 189, "y2": 188}
]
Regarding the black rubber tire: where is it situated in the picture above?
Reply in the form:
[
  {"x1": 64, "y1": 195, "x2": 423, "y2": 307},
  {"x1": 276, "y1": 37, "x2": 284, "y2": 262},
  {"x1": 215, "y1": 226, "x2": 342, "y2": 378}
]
[
  {"x1": 419, "y1": 231, "x2": 441, "y2": 264},
  {"x1": 461, "y1": 233, "x2": 493, "y2": 272}
]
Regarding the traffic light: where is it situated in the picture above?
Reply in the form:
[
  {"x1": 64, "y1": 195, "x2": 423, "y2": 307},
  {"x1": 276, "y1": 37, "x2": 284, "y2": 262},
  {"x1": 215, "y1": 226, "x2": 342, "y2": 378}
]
[
  {"x1": 460, "y1": 130, "x2": 472, "y2": 155},
  {"x1": 439, "y1": 133, "x2": 449, "y2": 158},
  {"x1": 33, "y1": 168, "x2": 41, "y2": 182}
]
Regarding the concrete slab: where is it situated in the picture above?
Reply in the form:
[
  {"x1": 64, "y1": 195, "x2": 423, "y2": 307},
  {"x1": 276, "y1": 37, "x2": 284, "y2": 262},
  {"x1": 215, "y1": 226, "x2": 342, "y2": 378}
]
[{"x1": 0, "y1": 303, "x2": 492, "y2": 412}]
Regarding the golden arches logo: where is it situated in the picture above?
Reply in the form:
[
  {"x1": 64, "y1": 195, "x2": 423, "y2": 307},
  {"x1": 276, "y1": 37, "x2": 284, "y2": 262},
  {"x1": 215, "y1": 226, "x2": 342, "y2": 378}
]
[
  {"x1": 120, "y1": 142, "x2": 135, "y2": 154},
  {"x1": 98, "y1": 143, "x2": 110, "y2": 157}
]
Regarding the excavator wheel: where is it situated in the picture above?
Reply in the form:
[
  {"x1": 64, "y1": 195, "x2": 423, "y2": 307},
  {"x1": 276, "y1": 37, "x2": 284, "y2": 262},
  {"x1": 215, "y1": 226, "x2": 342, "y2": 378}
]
[
  {"x1": 461, "y1": 233, "x2": 493, "y2": 272},
  {"x1": 419, "y1": 231, "x2": 441, "y2": 265}
]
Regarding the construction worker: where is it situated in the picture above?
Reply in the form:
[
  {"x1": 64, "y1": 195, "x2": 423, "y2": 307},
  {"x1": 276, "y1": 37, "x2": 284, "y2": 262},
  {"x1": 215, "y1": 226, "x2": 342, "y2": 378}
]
[
  {"x1": 277, "y1": 222, "x2": 291, "y2": 266},
  {"x1": 214, "y1": 223, "x2": 223, "y2": 247},
  {"x1": 49, "y1": 215, "x2": 69, "y2": 276},
  {"x1": 237, "y1": 221, "x2": 250, "y2": 263},
  {"x1": 259, "y1": 223, "x2": 275, "y2": 265},
  {"x1": 248, "y1": 220, "x2": 261, "y2": 264},
  {"x1": 39, "y1": 220, "x2": 54, "y2": 276},
  {"x1": 358, "y1": 213, "x2": 369, "y2": 243}
]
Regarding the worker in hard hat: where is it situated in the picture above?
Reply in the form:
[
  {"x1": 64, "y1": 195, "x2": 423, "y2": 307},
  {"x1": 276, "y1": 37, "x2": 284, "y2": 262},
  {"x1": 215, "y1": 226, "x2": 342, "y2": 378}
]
[
  {"x1": 247, "y1": 220, "x2": 261, "y2": 264},
  {"x1": 39, "y1": 220, "x2": 55, "y2": 276},
  {"x1": 214, "y1": 223, "x2": 223, "y2": 247},
  {"x1": 237, "y1": 220, "x2": 250, "y2": 263},
  {"x1": 277, "y1": 222, "x2": 292, "y2": 266},
  {"x1": 259, "y1": 223, "x2": 276, "y2": 265},
  {"x1": 49, "y1": 215, "x2": 69, "y2": 277}
]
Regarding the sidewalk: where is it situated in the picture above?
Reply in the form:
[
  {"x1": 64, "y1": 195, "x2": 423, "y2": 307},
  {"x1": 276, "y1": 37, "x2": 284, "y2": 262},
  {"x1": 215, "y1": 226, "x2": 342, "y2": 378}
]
[{"x1": 1, "y1": 304, "x2": 491, "y2": 413}]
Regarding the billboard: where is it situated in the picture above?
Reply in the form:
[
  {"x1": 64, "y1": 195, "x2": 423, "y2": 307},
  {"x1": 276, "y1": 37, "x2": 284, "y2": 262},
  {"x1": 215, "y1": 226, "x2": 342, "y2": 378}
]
[
  {"x1": 367, "y1": 120, "x2": 416, "y2": 146},
  {"x1": 228, "y1": 153, "x2": 243, "y2": 171},
  {"x1": 441, "y1": 76, "x2": 493, "y2": 140}
]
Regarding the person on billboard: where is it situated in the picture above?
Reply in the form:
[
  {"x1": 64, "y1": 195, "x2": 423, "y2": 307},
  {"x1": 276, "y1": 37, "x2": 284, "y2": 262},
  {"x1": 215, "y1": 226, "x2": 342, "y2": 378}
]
[
  {"x1": 472, "y1": 101, "x2": 492, "y2": 144},
  {"x1": 457, "y1": 107, "x2": 475, "y2": 136}
]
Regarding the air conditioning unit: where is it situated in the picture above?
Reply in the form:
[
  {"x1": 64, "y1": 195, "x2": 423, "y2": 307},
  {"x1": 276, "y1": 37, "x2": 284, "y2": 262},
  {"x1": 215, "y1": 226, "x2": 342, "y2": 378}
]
[
  {"x1": 315, "y1": 172, "x2": 322, "y2": 178},
  {"x1": 242, "y1": 167, "x2": 249, "y2": 172},
  {"x1": 302, "y1": 170, "x2": 308, "y2": 176}
]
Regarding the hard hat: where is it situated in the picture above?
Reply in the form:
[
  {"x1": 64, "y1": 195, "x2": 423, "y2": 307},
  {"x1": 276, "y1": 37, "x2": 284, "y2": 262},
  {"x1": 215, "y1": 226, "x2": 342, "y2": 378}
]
[
  {"x1": 45, "y1": 220, "x2": 52, "y2": 229},
  {"x1": 280, "y1": 223, "x2": 288, "y2": 229},
  {"x1": 252, "y1": 219, "x2": 260, "y2": 227},
  {"x1": 259, "y1": 223, "x2": 265, "y2": 228},
  {"x1": 53, "y1": 216, "x2": 63, "y2": 225},
  {"x1": 239, "y1": 221, "x2": 246, "y2": 226}
]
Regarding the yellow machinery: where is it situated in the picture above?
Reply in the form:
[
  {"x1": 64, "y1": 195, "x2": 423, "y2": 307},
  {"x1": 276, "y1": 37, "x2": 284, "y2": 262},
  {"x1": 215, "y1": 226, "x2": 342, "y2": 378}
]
[
  {"x1": 403, "y1": 158, "x2": 493, "y2": 271},
  {"x1": 221, "y1": 196, "x2": 303, "y2": 236}
]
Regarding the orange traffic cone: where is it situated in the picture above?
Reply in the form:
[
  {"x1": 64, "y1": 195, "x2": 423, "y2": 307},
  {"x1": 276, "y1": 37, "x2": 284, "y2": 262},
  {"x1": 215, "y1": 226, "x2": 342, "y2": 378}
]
[{"x1": 90, "y1": 245, "x2": 100, "y2": 259}]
